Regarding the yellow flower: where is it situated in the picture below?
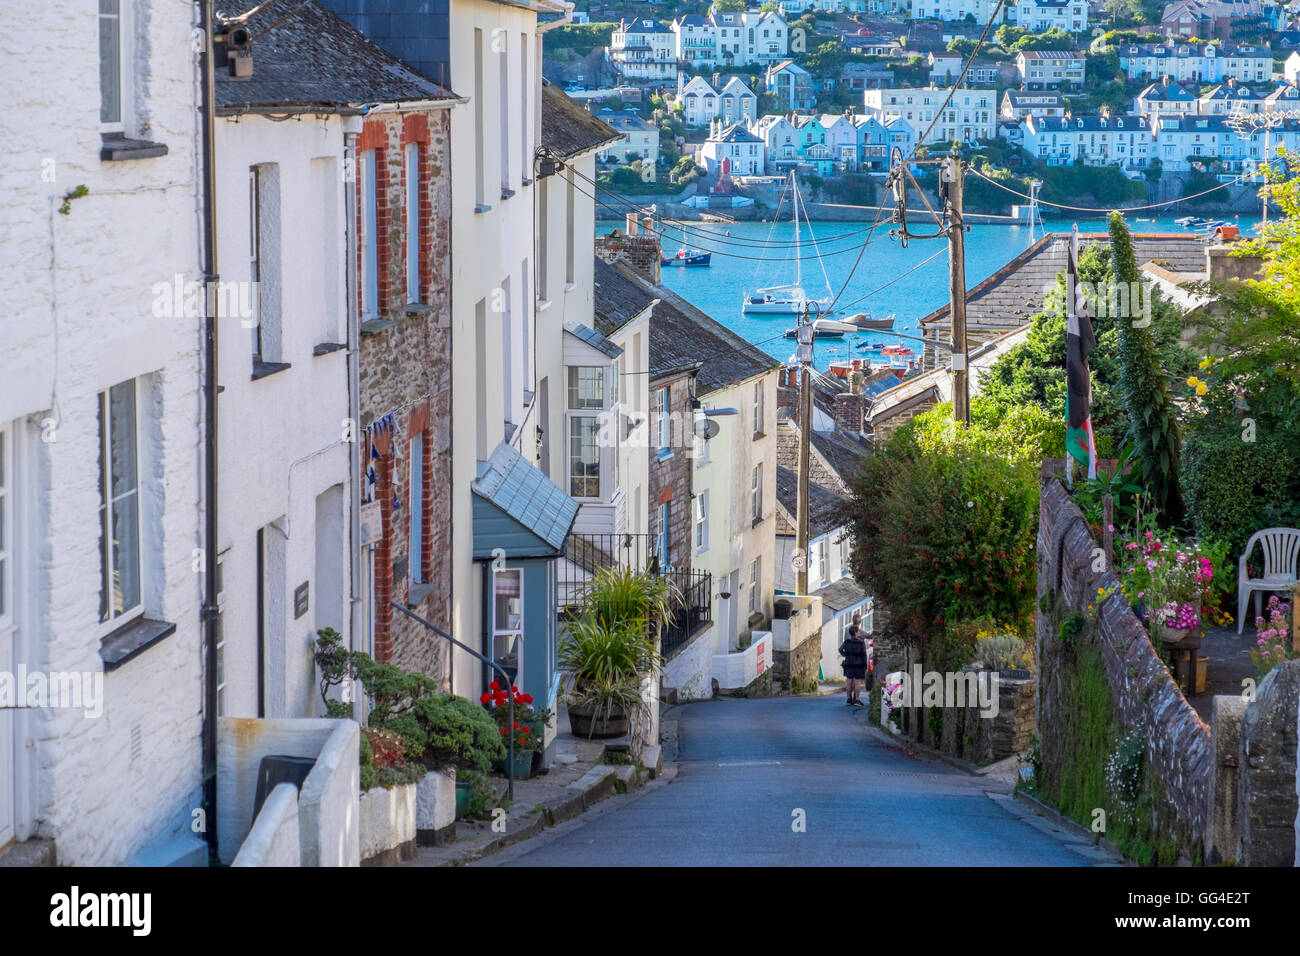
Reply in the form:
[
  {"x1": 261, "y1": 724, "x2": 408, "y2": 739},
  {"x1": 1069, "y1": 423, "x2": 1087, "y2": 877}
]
[
  {"x1": 1186, "y1": 376, "x2": 1199, "y2": 388},
  {"x1": 1196, "y1": 382, "x2": 1208, "y2": 396}
]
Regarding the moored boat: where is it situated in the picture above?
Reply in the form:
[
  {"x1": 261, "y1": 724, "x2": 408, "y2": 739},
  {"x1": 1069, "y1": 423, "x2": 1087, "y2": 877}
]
[{"x1": 662, "y1": 247, "x2": 712, "y2": 267}]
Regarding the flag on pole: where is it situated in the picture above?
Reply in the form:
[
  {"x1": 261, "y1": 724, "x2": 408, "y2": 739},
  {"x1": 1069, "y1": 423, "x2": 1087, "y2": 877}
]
[{"x1": 1064, "y1": 225, "x2": 1098, "y2": 480}]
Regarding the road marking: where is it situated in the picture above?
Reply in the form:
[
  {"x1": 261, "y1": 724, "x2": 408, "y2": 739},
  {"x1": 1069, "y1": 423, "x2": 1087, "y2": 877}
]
[{"x1": 716, "y1": 760, "x2": 783, "y2": 767}]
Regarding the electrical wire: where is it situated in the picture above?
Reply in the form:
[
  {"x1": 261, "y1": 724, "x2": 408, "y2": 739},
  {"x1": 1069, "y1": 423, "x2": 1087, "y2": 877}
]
[
  {"x1": 568, "y1": 174, "x2": 898, "y2": 262},
  {"x1": 568, "y1": 163, "x2": 893, "y2": 250},
  {"x1": 965, "y1": 164, "x2": 1249, "y2": 213},
  {"x1": 907, "y1": 0, "x2": 1008, "y2": 156}
]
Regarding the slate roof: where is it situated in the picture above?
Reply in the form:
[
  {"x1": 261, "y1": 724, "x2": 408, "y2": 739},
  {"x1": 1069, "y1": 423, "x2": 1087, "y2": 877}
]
[
  {"x1": 773, "y1": 420, "x2": 866, "y2": 537},
  {"x1": 1138, "y1": 82, "x2": 1196, "y2": 101},
  {"x1": 775, "y1": 464, "x2": 848, "y2": 539},
  {"x1": 711, "y1": 123, "x2": 763, "y2": 144},
  {"x1": 816, "y1": 577, "x2": 869, "y2": 614},
  {"x1": 1003, "y1": 90, "x2": 1066, "y2": 107},
  {"x1": 1029, "y1": 114, "x2": 1149, "y2": 133},
  {"x1": 472, "y1": 442, "x2": 579, "y2": 556},
  {"x1": 214, "y1": 1, "x2": 454, "y2": 112},
  {"x1": 920, "y1": 233, "x2": 1208, "y2": 340},
  {"x1": 593, "y1": 258, "x2": 656, "y2": 338},
  {"x1": 617, "y1": 268, "x2": 775, "y2": 395},
  {"x1": 620, "y1": 17, "x2": 672, "y2": 33},
  {"x1": 675, "y1": 14, "x2": 711, "y2": 26},
  {"x1": 564, "y1": 321, "x2": 623, "y2": 359},
  {"x1": 540, "y1": 81, "x2": 621, "y2": 160}
]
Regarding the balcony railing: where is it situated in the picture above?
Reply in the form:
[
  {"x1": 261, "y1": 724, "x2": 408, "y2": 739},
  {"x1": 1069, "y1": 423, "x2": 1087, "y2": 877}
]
[{"x1": 559, "y1": 532, "x2": 713, "y2": 660}]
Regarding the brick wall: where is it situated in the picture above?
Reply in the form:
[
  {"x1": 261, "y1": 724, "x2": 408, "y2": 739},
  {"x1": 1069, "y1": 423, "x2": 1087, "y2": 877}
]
[
  {"x1": 648, "y1": 370, "x2": 696, "y2": 572},
  {"x1": 357, "y1": 109, "x2": 454, "y2": 686},
  {"x1": 595, "y1": 231, "x2": 662, "y2": 284}
]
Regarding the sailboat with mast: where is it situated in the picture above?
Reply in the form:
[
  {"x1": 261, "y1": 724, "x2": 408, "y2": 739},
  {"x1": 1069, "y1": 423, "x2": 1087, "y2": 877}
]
[{"x1": 742, "y1": 171, "x2": 834, "y2": 315}]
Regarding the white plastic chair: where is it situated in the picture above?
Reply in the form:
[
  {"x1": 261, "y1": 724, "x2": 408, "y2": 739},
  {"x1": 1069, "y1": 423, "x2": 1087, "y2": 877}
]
[{"x1": 1237, "y1": 528, "x2": 1300, "y2": 634}]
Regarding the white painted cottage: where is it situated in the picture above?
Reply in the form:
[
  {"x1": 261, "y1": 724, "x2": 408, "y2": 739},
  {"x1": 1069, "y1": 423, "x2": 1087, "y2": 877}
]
[{"x1": 3, "y1": 0, "x2": 206, "y2": 866}]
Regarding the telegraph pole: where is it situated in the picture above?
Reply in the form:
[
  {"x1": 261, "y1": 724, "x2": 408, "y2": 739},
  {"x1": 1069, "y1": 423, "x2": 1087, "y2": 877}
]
[
  {"x1": 795, "y1": 306, "x2": 814, "y2": 597},
  {"x1": 943, "y1": 150, "x2": 970, "y2": 424}
]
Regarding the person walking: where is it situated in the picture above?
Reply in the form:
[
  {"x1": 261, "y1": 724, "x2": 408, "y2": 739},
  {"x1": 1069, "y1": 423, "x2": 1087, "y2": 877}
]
[{"x1": 839, "y1": 624, "x2": 868, "y2": 707}]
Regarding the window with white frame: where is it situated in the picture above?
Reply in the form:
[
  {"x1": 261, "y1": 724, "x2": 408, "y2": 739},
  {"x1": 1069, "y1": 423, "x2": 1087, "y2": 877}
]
[
  {"x1": 409, "y1": 434, "x2": 425, "y2": 586},
  {"x1": 748, "y1": 556, "x2": 761, "y2": 612},
  {"x1": 405, "y1": 144, "x2": 421, "y2": 304},
  {"x1": 567, "y1": 367, "x2": 604, "y2": 498},
  {"x1": 695, "y1": 491, "x2": 709, "y2": 553},
  {"x1": 250, "y1": 164, "x2": 283, "y2": 364},
  {"x1": 99, "y1": 0, "x2": 128, "y2": 131},
  {"x1": 752, "y1": 379, "x2": 764, "y2": 436},
  {"x1": 215, "y1": 555, "x2": 226, "y2": 715},
  {"x1": 0, "y1": 424, "x2": 11, "y2": 626},
  {"x1": 657, "y1": 385, "x2": 671, "y2": 455},
  {"x1": 361, "y1": 149, "x2": 379, "y2": 320},
  {"x1": 750, "y1": 462, "x2": 762, "y2": 523},
  {"x1": 98, "y1": 379, "x2": 141, "y2": 625},
  {"x1": 658, "y1": 501, "x2": 671, "y2": 567},
  {"x1": 492, "y1": 567, "x2": 523, "y2": 682}
]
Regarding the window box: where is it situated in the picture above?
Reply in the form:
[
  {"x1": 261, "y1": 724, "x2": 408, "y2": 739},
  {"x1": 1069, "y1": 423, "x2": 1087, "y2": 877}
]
[
  {"x1": 251, "y1": 360, "x2": 292, "y2": 381},
  {"x1": 100, "y1": 133, "x2": 167, "y2": 162}
]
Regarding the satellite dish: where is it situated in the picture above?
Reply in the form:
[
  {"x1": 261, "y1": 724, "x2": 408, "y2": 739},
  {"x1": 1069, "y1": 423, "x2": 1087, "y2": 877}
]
[{"x1": 694, "y1": 417, "x2": 720, "y2": 439}]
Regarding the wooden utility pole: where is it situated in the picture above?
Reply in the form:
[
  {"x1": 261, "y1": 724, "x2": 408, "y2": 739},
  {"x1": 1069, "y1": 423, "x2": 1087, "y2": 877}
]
[
  {"x1": 943, "y1": 151, "x2": 969, "y2": 424},
  {"x1": 795, "y1": 310, "x2": 813, "y2": 597}
]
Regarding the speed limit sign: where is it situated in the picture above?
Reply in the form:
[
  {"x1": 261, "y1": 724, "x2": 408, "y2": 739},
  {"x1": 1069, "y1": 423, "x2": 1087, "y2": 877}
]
[{"x1": 791, "y1": 548, "x2": 807, "y2": 572}]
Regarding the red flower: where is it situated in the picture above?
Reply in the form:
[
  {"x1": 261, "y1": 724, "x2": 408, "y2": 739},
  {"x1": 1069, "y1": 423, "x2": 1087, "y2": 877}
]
[
  {"x1": 511, "y1": 686, "x2": 519, "y2": 693},
  {"x1": 479, "y1": 693, "x2": 490, "y2": 705},
  {"x1": 521, "y1": 693, "x2": 534, "y2": 704},
  {"x1": 489, "y1": 681, "x2": 500, "y2": 692},
  {"x1": 513, "y1": 722, "x2": 520, "y2": 730},
  {"x1": 522, "y1": 726, "x2": 530, "y2": 734}
]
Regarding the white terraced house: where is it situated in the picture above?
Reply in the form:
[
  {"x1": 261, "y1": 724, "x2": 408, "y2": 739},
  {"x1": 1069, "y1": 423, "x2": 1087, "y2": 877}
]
[
  {"x1": 1118, "y1": 42, "x2": 1273, "y2": 83},
  {"x1": 863, "y1": 87, "x2": 996, "y2": 144},
  {"x1": 908, "y1": 0, "x2": 1007, "y2": 23},
  {"x1": 611, "y1": 18, "x2": 677, "y2": 82},
  {"x1": 672, "y1": 14, "x2": 718, "y2": 69},
  {"x1": 1010, "y1": 0, "x2": 1088, "y2": 31},
  {"x1": 1015, "y1": 51, "x2": 1086, "y2": 90},
  {"x1": 1022, "y1": 113, "x2": 1153, "y2": 168},
  {"x1": 1000, "y1": 90, "x2": 1068, "y2": 119},
  {"x1": 710, "y1": 8, "x2": 788, "y2": 67}
]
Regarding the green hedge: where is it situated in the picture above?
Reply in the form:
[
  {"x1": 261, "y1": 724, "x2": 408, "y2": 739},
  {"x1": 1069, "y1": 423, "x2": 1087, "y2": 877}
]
[{"x1": 1182, "y1": 426, "x2": 1300, "y2": 567}]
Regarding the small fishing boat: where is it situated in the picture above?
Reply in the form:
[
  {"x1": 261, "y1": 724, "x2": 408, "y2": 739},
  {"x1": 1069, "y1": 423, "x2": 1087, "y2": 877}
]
[
  {"x1": 661, "y1": 247, "x2": 711, "y2": 267},
  {"x1": 1176, "y1": 216, "x2": 1210, "y2": 228}
]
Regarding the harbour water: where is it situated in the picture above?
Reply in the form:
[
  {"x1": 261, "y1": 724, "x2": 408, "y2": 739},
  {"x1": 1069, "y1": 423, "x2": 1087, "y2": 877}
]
[{"x1": 606, "y1": 213, "x2": 1261, "y2": 372}]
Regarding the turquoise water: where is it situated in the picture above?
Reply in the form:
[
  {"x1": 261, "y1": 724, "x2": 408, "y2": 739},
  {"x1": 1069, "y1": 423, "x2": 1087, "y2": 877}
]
[{"x1": 610, "y1": 213, "x2": 1259, "y2": 372}]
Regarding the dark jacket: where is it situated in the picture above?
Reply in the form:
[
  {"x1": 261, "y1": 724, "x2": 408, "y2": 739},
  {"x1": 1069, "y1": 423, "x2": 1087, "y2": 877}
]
[{"x1": 838, "y1": 633, "x2": 867, "y2": 671}]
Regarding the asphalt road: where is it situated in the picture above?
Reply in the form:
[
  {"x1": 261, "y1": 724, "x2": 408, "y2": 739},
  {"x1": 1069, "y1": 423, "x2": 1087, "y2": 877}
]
[{"x1": 483, "y1": 695, "x2": 1115, "y2": 867}]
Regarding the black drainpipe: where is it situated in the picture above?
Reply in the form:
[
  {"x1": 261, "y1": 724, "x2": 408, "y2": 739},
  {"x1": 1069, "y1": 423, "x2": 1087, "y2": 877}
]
[{"x1": 198, "y1": 0, "x2": 221, "y2": 862}]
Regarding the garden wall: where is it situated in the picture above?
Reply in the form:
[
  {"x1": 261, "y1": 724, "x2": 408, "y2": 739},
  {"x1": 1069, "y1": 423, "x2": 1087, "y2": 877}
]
[
  {"x1": 231, "y1": 784, "x2": 300, "y2": 868},
  {"x1": 217, "y1": 717, "x2": 360, "y2": 867},
  {"x1": 663, "y1": 623, "x2": 715, "y2": 702},
  {"x1": 1037, "y1": 473, "x2": 1213, "y2": 858}
]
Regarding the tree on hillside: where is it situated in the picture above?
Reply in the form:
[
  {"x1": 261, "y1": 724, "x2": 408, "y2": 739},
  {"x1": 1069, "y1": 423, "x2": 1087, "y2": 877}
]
[
  {"x1": 715, "y1": 0, "x2": 747, "y2": 10},
  {"x1": 996, "y1": 24, "x2": 1028, "y2": 48},
  {"x1": 1109, "y1": 211, "x2": 1184, "y2": 522},
  {"x1": 1011, "y1": 28, "x2": 1077, "y2": 52}
]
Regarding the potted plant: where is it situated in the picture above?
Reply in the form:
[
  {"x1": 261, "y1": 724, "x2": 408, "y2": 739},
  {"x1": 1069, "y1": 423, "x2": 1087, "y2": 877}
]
[
  {"x1": 559, "y1": 567, "x2": 672, "y2": 740},
  {"x1": 481, "y1": 682, "x2": 549, "y2": 779}
]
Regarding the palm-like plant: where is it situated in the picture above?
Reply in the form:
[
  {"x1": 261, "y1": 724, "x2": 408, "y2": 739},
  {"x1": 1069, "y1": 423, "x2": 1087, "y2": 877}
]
[{"x1": 559, "y1": 567, "x2": 676, "y2": 739}]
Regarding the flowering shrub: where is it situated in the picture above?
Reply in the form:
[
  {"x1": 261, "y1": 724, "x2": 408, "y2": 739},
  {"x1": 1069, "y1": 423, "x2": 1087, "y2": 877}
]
[
  {"x1": 1118, "y1": 524, "x2": 1217, "y2": 636},
  {"x1": 1250, "y1": 596, "x2": 1296, "y2": 680},
  {"x1": 481, "y1": 682, "x2": 548, "y2": 752},
  {"x1": 1103, "y1": 729, "x2": 1144, "y2": 822}
]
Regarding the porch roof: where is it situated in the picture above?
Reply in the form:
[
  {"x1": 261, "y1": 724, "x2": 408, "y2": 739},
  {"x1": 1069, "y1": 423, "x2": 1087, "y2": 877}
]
[{"x1": 472, "y1": 442, "x2": 579, "y2": 560}]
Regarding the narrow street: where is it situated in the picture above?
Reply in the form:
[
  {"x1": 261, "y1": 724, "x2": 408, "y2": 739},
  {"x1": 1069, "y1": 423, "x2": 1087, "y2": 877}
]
[{"x1": 482, "y1": 696, "x2": 1118, "y2": 867}]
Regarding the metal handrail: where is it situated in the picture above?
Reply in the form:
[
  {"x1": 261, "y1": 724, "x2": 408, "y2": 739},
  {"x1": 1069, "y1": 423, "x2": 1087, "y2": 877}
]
[{"x1": 389, "y1": 602, "x2": 517, "y2": 802}]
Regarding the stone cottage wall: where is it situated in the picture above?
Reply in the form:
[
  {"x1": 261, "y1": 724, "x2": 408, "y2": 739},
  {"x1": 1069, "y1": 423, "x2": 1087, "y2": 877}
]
[{"x1": 356, "y1": 109, "x2": 454, "y2": 684}]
